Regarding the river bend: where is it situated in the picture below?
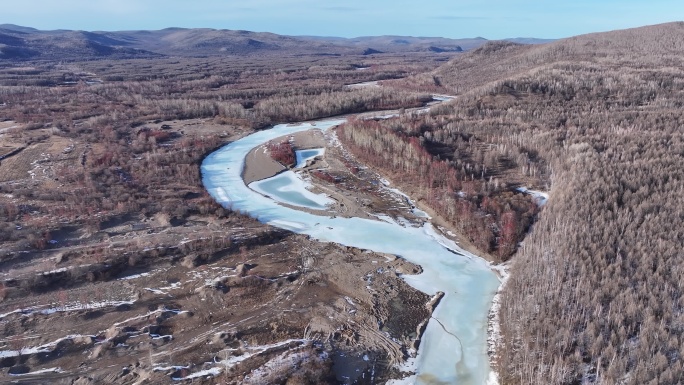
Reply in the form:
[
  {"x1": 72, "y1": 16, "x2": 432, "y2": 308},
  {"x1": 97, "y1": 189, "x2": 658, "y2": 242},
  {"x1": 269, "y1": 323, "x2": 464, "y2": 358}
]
[{"x1": 201, "y1": 119, "x2": 500, "y2": 385}]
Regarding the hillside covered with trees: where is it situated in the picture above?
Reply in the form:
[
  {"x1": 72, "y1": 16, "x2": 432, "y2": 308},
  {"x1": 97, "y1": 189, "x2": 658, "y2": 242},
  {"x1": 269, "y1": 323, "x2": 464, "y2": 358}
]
[{"x1": 342, "y1": 22, "x2": 684, "y2": 384}]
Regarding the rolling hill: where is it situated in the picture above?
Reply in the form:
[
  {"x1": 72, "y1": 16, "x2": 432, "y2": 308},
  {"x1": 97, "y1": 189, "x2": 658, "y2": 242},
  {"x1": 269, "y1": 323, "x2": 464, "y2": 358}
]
[{"x1": 0, "y1": 24, "x2": 551, "y2": 61}]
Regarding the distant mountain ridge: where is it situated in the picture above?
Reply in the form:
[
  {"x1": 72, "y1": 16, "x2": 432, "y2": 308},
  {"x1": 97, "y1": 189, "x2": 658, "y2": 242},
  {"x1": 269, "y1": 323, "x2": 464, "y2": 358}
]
[
  {"x1": 300, "y1": 35, "x2": 552, "y2": 52},
  {"x1": 0, "y1": 24, "x2": 553, "y2": 61}
]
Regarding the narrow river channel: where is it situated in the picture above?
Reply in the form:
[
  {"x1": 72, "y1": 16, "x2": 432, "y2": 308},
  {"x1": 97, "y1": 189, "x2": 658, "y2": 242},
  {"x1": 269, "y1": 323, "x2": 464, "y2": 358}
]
[{"x1": 201, "y1": 118, "x2": 501, "y2": 385}]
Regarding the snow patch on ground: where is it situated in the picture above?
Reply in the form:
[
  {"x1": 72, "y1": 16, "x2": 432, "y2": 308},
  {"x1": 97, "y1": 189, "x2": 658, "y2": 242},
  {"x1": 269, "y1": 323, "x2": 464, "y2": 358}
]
[
  {"x1": 174, "y1": 367, "x2": 222, "y2": 380},
  {"x1": 369, "y1": 113, "x2": 400, "y2": 120},
  {"x1": 380, "y1": 179, "x2": 431, "y2": 219},
  {"x1": 153, "y1": 365, "x2": 190, "y2": 372},
  {"x1": 39, "y1": 267, "x2": 69, "y2": 275},
  {"x1": 170, "y1": 339, "x2": 308, "y2": 381},
  {"x1": 118, "y1": 272, "x2": 152, "y2": 280},
  {"x1": 114, "y1": 309, "x2": 163, "y2": 327},
  {"x1": 144, "y1": 282, "x2": 181, "y2": 295},
  {"x1": 486, "y1": 262, "x2": 511, "y2": 385},
  {"x1": 0, "y1": 300, "x2": 135, "y2": 320},
  {"x1": 487, "y1": 370, "x2": 501, "y2": 385},
  {"x1": 0, "y1": 125, "x2": 18, "y2": 134},
  {"x1": 517, "y1": 187, "x2": 549, "y2": 207},
  {"x1": 431, "y1": 94, "x2": 456, "y2": 101},
  {"x1": 0, "y1": 335, "x2": 91, "y2": 358},
  {"x1": 345, "y1": 81, "x2": 380, "y2": 88},
  {"x1": 9, "y1": 367, "x2": 64, "y2": 376},
  {"x1": 386, "y1": 354, "x2": 418, "y2": 385},
  {"x1": 244, "y1": 349, "x2": 326, "y2": 384}
]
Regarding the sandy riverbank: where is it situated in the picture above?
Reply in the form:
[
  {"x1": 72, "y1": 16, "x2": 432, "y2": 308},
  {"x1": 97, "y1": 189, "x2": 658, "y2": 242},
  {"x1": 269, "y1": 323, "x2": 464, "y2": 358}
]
[
  {"x1": 242, "y1": 129, "x2": 327, "y2": 184},
  {"x1": 241, "y1": 127, "x2": 411, "y2": 223}
]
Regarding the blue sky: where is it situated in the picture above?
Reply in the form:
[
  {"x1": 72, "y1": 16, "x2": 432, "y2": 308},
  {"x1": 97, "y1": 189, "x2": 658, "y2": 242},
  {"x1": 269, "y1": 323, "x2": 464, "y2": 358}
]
[{"x1": 2, "y1": 0, "x2": 683, "y2": 39}]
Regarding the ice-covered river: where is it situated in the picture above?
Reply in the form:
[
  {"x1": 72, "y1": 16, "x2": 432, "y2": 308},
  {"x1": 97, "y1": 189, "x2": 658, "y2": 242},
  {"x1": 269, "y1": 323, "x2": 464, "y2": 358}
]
[{"x1": 201, "y1": 119, "x2": 500, "y2": 384}]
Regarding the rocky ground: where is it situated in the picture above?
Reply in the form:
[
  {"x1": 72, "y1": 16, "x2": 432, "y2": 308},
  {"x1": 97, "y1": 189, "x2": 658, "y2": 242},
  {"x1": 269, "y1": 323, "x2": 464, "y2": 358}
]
[{"x1": 0, "y1": 228, "x2": 429, "y2": 384}]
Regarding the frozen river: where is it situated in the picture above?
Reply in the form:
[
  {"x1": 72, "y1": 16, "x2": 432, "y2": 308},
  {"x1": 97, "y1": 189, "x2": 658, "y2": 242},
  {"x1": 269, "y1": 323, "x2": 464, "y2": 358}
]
[
  {"x1": 248, "y1": 170, "x2": 334, "y2": 210},
  {"x1": 201, "y1": 119, "x2": 500, "y2": 384}
]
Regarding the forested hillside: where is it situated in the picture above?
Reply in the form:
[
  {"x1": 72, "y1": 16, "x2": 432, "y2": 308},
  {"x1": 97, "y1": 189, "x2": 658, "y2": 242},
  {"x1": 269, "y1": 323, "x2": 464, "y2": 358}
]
[{"x1": 343, "y1": 22, "x2": 684, "y2": 384}]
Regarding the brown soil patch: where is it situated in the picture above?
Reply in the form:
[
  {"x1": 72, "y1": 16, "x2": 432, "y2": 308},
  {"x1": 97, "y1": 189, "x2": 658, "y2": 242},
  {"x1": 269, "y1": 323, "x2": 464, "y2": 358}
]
[
  {"x1": 243, "y1": 143, "x2": 285, "y2": 185},
  {"x1": 290, "y1": 128, "x2": 326, "y2": 149}
]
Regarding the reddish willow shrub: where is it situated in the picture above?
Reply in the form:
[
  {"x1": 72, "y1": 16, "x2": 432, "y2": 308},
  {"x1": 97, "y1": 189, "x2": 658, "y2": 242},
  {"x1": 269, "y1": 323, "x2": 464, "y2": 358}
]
[
  {"x1": 267, "y1": 140, "x2": 295, "y2": 167},
  {"x1": 311, "y1": 170, "x2": 338, "y2": 183}
]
